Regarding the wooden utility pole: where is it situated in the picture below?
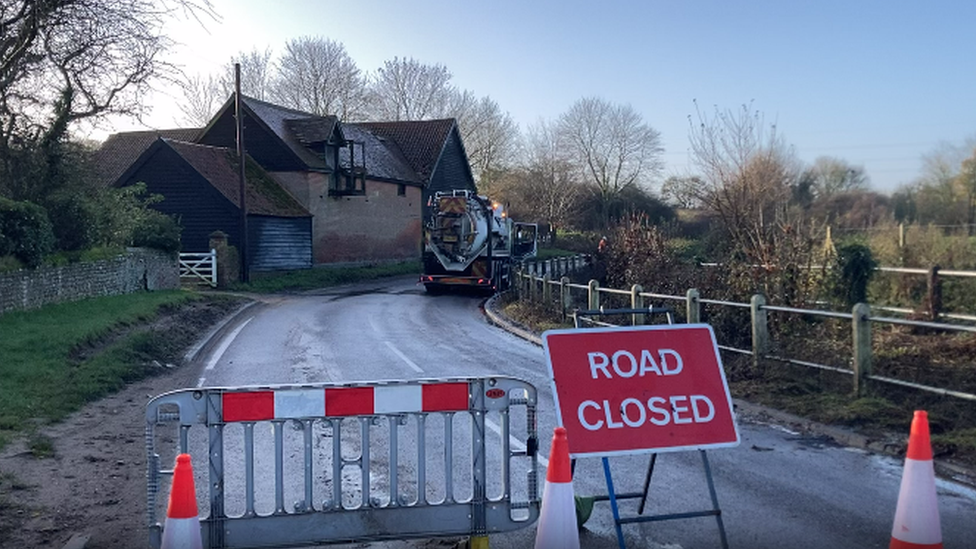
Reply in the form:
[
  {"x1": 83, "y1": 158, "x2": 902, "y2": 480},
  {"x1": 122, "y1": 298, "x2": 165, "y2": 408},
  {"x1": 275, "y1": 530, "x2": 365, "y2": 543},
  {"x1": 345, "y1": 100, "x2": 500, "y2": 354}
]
[{"x1": 235, "y1": 63, "x2": 249, "y2": 283}]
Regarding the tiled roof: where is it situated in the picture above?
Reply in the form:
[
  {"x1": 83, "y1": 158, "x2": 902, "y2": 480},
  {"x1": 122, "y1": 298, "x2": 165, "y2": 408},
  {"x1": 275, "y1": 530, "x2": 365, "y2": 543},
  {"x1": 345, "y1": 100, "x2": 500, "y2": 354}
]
[
  {"x1": 94, "y1": 128, "x2": 201, "y2": 186},
  {"x1": 241, "y1": 96, "x2": 332, "y2": 170},
  {"x1": 341, "y1": 124, "x2": 421, "y2": 184},
  {"x1": 356, "y1": 119, "x2": 455, "y2": 182},
  {"x1": 287, "y1": 117, "x2": 339, "y2": 146},
  {"x1": 164, "y1": 139, "x2": 310, "y2": 218}
]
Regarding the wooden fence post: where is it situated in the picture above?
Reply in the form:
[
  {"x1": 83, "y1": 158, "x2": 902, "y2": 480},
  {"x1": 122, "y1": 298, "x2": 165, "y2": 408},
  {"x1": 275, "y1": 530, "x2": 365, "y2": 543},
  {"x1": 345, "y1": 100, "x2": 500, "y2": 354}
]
[
  {"x1": 588, "y1": 280, "x2": 600, "y2": 311},
  {"x1": 852, "y1": 303, "x2": 872, "y2": 396},
  {"x1": 927, "y1": 265, "x2": 942, "y2": 321},
  {"x1": 686, "y1": 289, "x2": 700, "y2": 324},
  {"x1": 529, "y1": 272, "x2": 538, "y2": 303},
  {"x1": 542, "y1": 274, "x2": 551, "y2": 305},
  {"x1": 512, "y1": 268, "x2": 520, "y2": 299},
  {"x1": 751, "y1": 294, "x2": 768, "y2": 375},
  {"x1": 631, "y1": 285, "x2": 644, "y2": 325},
  {"x1": 560, "y1": 276, "x2": 570, "y2": 320}
]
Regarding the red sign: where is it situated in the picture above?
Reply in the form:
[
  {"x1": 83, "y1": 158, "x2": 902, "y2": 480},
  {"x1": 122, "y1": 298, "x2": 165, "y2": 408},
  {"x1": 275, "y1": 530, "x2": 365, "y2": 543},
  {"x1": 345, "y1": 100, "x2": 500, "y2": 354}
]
[{"x1": 543, "y1": 324, "x2": 739, "y2": 457}]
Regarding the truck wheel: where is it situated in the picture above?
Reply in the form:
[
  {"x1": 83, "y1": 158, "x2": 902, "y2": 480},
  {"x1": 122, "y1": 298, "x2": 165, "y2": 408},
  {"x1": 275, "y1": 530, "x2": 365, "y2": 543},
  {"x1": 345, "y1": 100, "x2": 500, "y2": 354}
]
[{"x1": 424, "y1": 283, "x2": 444, "y2": 295}]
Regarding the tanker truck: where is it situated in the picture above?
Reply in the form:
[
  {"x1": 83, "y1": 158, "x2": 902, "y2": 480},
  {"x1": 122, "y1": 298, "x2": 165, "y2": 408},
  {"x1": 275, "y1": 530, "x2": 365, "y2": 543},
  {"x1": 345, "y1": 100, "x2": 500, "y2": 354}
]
[{"x1": 421, "y1": 189, "x2": 537, "y2": 293}]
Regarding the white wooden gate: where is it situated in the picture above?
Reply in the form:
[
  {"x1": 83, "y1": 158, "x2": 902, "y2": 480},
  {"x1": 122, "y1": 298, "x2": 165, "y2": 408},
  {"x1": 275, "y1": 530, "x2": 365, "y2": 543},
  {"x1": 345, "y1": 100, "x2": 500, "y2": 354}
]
[{"x1": 179, "y1": 250, "x2": 217, "y2": 287}]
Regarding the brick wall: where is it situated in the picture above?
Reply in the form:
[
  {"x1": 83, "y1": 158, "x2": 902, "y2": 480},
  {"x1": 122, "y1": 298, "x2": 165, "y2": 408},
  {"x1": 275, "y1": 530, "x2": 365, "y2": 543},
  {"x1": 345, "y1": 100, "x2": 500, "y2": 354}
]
[
  {"x1": 272, "y1": 171, "x2": 422, "y2": 264},
  {"x1": 0, "y1": 248, "x2": 180, "y2": 315}
]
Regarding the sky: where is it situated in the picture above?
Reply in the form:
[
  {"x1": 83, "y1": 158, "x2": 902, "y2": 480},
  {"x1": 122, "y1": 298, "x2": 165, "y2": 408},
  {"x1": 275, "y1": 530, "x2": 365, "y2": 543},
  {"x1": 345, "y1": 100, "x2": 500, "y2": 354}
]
[{"x1": 97, "y1": 0, "x2": 976, "y2": 194}]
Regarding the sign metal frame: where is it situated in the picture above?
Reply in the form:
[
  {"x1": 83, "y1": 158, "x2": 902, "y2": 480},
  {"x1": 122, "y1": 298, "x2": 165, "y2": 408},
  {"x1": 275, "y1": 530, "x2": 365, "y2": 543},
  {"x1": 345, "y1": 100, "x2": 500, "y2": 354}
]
[{"x1": 543, "y1": 308, "x2": 734, "y2": 549}]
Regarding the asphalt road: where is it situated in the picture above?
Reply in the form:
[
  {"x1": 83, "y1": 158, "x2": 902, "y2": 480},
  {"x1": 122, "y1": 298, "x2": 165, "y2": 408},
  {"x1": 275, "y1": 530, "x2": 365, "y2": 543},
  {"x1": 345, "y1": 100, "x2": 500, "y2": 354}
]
[{"x1": 177, "y1": 276, "x2": 975, "y2": 549}]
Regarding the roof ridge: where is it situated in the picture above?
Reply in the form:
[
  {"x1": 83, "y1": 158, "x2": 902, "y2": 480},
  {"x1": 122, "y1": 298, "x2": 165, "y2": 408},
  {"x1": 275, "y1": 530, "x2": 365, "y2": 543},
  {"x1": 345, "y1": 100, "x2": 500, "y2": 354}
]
[
  {"x1": 359, "y1": 118, "x2": 455, "y2": 126},
  {"x1": 242, "y1": 95, "x2": 331, "y2": 120},
  {"x1": 161, "y1": 138, "x2": 228, "y2": 151}
]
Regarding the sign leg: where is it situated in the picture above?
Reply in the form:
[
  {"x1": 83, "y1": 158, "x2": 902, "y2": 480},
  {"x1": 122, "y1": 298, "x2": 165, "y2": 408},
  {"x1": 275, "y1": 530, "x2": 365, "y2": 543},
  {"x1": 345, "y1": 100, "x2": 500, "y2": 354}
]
[
  {"x1": 637, "y1": 453, "x2": 657, "y2": 515},
  {"x1": 601, "y1": 457, "x2": 627, "y2": 549},
  {"x1": 700, "y1": 450, "x2": 729, "y2": 549}
]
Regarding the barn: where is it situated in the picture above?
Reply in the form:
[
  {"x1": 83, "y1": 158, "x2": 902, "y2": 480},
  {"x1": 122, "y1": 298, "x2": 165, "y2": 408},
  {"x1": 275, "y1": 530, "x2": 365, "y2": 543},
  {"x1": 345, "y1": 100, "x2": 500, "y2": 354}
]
[
  {"x1": 96, "y1": 95, "x2": 480, "y2": 271},
  {"x1": 111, "y1": 138, "x2": 312, "y2": 271}
]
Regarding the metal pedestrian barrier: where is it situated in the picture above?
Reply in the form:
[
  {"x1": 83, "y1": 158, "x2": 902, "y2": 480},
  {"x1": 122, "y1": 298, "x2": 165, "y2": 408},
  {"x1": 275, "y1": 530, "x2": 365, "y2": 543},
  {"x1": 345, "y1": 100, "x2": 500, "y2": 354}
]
[{"x1": 146, "y1": 377, "x2": 540, "y2": 548}]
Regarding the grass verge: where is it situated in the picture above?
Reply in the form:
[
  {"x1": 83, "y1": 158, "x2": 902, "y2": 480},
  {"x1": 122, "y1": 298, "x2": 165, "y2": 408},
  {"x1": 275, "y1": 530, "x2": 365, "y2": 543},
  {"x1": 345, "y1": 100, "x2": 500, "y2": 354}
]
[
  {"x1": 231, "y1": 260, "x2": 420, "y2": 293},
  {"x1": 0, "y1": 291, "x2": 241, "y2": 451}
]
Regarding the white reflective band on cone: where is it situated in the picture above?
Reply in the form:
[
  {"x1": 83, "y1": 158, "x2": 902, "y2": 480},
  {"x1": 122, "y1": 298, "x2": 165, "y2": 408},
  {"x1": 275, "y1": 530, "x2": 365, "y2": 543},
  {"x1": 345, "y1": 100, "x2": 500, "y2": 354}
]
[
  {"x1": 891, "y1": 458, "x2": 942, "y2": 545},
  {"x1": 161, "y1": 516, "x2": 203, "y2": 549},
  {"x1": 534, "y1": 481, "x2": 579, "y2": 549}
]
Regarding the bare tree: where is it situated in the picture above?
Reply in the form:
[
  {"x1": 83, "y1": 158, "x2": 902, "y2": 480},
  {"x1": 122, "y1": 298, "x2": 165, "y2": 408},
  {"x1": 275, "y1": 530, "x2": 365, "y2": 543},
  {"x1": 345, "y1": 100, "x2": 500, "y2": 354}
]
[
  {"x1": 557, "y1": 97, "x2": 663, "y2": 226},
  {"x1": 455, "y1": 95, "x2": 519, "y2": 187},
  {"x1": 661, "y1": 175, "x2": 706, "y2": 209},
  {"x1": 178, "y1": 47, "x2": 275, "y2": 126},
  {"x1": 365, "y1": 57, "x2": 519, "y2": 184},
  {"x1": 898, "y1": 136, "x2": 976, "y2": 226},
  {"x1": 802, "y1": 156, "x2": 869, "y2": 199},
  {"x1": 521, "y1": 119, "x2": 583, "y2": 229},
  {"x1": 177, "y1": 72, "x2": 224, "y2": 126},
  {"x1": 687, "y1": 102, "x2": 798, "y2": 232},
  {"x1": 918, "y1": 136, "x2": 976, "y2": 187},
  {"x1": 367, "y1": 57, "x2": 455, "y2": 121},
  {"x1": 687, "y1": 102, "x2": 808, "y2": 261},
  {"x1": 269, "y1": 36, "x2": 367, "y2": 120},
  {"x1": 961, "y1": 149, "x2": 976, "y2": 234},
  {"x1": 0, "y1": 0, "x2": 214, "y2": 199},
  {"x1": 228, "y1": 47, "x2": 274, "y2": 101}
]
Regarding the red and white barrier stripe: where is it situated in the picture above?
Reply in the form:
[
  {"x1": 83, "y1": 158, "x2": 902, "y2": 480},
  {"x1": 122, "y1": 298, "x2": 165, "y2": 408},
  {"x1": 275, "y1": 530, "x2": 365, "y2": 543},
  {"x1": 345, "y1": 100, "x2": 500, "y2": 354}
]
[{"x1": 221, "y1": 383, "x2": 471, "y2": 422}]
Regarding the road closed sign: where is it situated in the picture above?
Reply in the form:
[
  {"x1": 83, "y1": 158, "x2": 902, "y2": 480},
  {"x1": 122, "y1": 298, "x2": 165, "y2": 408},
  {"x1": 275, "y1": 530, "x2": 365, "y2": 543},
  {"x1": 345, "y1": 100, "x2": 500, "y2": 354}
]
[{"x1": 543, "y1": 324, "x2": 739, "y2": 457}]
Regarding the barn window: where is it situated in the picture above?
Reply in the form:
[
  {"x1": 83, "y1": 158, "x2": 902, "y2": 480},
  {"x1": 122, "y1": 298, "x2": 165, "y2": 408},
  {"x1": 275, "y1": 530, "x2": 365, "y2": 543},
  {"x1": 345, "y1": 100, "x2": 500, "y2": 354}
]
[
  {"x1": 329, "y1": 140, "x2": 366, "y2": 197},
  {"x1": 398, "y1": 184, "x2": 406, "y2": 196}
]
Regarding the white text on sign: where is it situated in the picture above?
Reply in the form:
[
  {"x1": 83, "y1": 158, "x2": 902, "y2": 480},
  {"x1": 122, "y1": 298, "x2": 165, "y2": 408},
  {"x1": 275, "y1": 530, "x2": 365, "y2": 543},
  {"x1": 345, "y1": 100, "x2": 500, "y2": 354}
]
[
  {"x1": 580, "y1": 347, "x2": 714, "y2": 431},
  {"x1": 578, "y1": 395, "x2": 715, "y2": 430},
  {"x1": 587, "y1": 348, "x2": 683, "y2": 378}
]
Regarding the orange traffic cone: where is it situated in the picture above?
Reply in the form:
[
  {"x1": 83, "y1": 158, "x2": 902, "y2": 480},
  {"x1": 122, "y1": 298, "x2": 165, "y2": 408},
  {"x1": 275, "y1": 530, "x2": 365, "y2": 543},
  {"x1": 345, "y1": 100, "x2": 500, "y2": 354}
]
[
  {"x1": 161, "y1": 454, "x2": 203, "y2": 549},
  {"x1": 534, "y1": 427, "x2": 580, "y2": 549},
  {"x1": 890, "y1": 411, "x2": 942, "y2": 549}
]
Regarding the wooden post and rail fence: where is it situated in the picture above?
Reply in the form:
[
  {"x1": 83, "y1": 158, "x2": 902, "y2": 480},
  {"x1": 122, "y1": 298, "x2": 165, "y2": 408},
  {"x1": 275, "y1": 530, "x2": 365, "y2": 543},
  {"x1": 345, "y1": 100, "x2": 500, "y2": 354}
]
[{"x1": 514, "y1": 258, "x2": 976, "y2": 403}]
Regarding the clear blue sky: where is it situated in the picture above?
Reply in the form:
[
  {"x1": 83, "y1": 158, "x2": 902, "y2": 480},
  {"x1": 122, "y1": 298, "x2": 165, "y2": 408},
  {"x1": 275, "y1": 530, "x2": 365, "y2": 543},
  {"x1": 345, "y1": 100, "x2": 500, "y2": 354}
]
[{"x1": 104, "y1": 0, "x2": 976, "y2": 193}]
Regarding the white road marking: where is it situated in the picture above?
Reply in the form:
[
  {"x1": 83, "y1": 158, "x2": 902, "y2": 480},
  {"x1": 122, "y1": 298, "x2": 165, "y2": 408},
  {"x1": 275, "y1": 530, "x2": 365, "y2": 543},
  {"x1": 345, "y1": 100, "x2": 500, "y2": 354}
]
[
  {"x1": 196, "y1": 316, "x2": 253, "y2": 387},
  {"x1": 384, "y1": 341, "x2": 424, "y2": 373},
  {"x1": 382, "y1": 342, "x2": 544, "y2": 467},
  {"x1": 485, "y1": 417, "x2": 549, "y2": 468}
]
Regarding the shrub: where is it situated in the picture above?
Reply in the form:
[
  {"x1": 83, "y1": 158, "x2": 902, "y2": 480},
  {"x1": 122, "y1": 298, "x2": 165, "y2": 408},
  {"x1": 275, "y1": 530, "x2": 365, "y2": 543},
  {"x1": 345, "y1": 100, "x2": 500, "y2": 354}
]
[
  {"x1": 833, "y1": 242, "x2": 876, "y2": 308},
  {"x1": 131, "y1": 210, "x2": 181, "y2": 254},
  {"x1": 43, "y1": 191, "x2": 99, "y2": 252},
  {"x1": 604, "y1": 213, "x2": 698, "y2": 297},
  {"x1": 0, "y1": 197, "x2": 55, "y2": 268},
  {"x1": 552, "y1": 230, "x2": 600, "y2": 254},
  {"x1": 0, "y1": 255, "x2": 23, "y2": 272}
]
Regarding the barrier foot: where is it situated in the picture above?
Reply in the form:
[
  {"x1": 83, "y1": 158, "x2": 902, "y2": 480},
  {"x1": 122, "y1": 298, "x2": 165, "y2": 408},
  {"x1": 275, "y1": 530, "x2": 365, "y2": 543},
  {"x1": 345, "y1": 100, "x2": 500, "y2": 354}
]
[{"x1": 469, "y1": 535, "x2": 489, "y2": 549}]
